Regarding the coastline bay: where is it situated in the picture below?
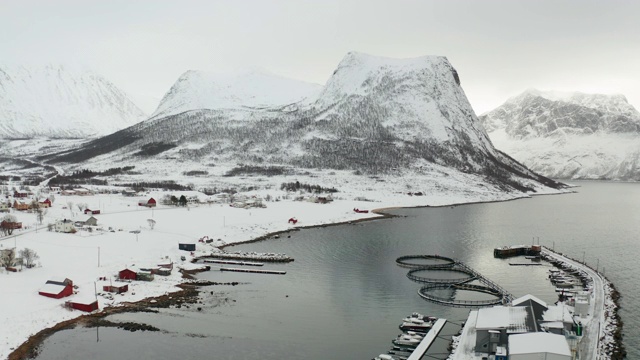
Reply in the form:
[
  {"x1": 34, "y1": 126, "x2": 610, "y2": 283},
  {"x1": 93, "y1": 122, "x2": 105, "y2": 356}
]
[{"x1": 30, "y1": 181, "x2": 638, "y2": 359}]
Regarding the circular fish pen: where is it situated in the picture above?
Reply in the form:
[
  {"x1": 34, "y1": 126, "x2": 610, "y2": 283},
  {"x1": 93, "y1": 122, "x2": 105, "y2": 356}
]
[
  {"x1": 418, "y1": 283, "x2": 507, "y2": 307},
  {"x1": 406, "y1": 267, "x2": 476, "y2": 284},
  {"x1": 395, "y1": 255, "x2": 455, "y2": 269},
  {"x1": 397, "y1": 254, "x2": 513, "y2": 307}
]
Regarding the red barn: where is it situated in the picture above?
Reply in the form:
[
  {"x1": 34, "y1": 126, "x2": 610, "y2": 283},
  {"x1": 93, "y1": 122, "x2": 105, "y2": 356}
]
[
  {"x1": 119, "y1": 268, "x2": 137, "y2": 280},
  {"x1": 39, "y1": 198, "x2": 52, "y2": 208},
  {"x1": 147, "y1": 197, "x2": 157, "y2": 207},
  {"x1": 39, "y1": 277, "x2": 74, "y2": 299},
  {"x1": 67, "y1": 297, "x2": 99, "y2": 312},
  {"x1": 103, "y1": 284, "x2": 128, "y2": 294}
]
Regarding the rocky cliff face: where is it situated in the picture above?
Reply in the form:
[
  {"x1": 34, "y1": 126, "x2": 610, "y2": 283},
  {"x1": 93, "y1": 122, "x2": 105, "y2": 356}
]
[
  {"x1": 0, "y1": 65, "x2": 146, "y2": 138},
  {"x1": 46, "y1": 53, "x2": 561, "y2": 191},
  {"x1": 480, "y1": 89, "x2": 640, "y2": 180}
]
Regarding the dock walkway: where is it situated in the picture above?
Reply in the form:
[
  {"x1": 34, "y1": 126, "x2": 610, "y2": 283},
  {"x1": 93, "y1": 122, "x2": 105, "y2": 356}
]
[{"x1": 407, "y1": 318, "x2": 447, "y2": 360}]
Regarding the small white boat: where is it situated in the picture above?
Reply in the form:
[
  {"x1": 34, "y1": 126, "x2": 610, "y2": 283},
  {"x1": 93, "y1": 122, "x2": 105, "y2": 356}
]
[
  {"x1": 374, "y1": 355, "x2": 399, "y2": 360},
  {"x1": 392, "y1": 333, "x2": 423, "y2": 347},
  {"x1": 399, "y1": 317, "x2": 433, "y2": 332}
]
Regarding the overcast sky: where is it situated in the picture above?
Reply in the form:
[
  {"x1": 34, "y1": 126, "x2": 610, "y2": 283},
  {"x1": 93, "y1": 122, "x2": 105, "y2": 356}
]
[{"x1": 2, "y1": 0, "x2": 639, "y2": 114}]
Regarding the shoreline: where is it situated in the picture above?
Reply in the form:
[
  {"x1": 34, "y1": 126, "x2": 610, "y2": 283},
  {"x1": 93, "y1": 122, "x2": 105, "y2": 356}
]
[
  {"x1": 542, "y1": 247, "x2": 625, "y2": 360},
  {"x1": 4, "y1": 189, "x2": 585, "y2": 360},
  {"x1": 7, "y1": 267, "x2": 217, "y2": 360}
]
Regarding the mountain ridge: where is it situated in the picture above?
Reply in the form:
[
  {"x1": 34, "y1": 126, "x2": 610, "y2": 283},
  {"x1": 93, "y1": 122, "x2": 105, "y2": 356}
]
[
  {"x1": 480, "y1": 89, "x2": 640, "y2": 180},
  {"x1": 0, "y1": 64, "x2": 147, "y2": 139},
  {"x1": 41, "y1": 53, "x2": 563, "y2": 192}
]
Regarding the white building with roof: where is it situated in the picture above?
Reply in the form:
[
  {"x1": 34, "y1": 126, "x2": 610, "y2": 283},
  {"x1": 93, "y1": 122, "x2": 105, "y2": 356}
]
[
  {"x1": 474, "y1": 305, "x2": 536, "y2": 353},
  {"x1": 508, "y1": 332, "x2": 572, "y2": 359}
]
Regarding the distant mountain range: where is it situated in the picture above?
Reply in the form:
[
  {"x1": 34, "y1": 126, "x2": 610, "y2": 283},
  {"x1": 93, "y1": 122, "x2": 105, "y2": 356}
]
[
  {"x1": 480, "y1": 89, "x2": 640, "y2": 180},
  {"x1": 40, "y1": 52, "x2": 561, "y2": 192},
  {"x1": 0, "y1": 64, "x2": 147, "y2": 138}
]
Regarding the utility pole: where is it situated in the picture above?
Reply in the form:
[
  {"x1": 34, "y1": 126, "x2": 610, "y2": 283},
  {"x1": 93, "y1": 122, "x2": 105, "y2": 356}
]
[{"x1": 97, "y1": 246, "x2": 100, "y2": 267}]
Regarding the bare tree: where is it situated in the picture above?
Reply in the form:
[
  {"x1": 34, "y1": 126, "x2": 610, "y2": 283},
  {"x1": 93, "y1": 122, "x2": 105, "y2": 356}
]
[
  {"x1": 147, "y1": 218, "x2": 156, "y2": 230},
  {"x1": 48, "y1": 194, "x2": 55, "y2": 204},
  {"x1": 19, "y1": 248, "x2": 39, "y2": 268},
  {"x1": 77, "y1": 203, "x2": 87, "y2": 212},
  {"x1": 36, "y1": 207, "x2": 47, "y2": 225},
  {"x1": 30, "y1": 199, "x2": 40, "y2": 212},
  {"x1": 67, "y1": 201, "x2": 74, "y2": 214},
  {"x1": 1, "y1": 214, "x2": 18, "y2": 236},
  {"x1": 0, "y1": 248, "x2": 16, "y2": 268}
]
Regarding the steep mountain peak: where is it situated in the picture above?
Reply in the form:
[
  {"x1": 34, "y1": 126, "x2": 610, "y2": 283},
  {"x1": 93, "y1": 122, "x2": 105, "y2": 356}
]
[
  {"x1": 318, "y1": 52, "x2": 454, "y2": 103},
  {"x1": 0, "y1": 64, "x2": 147, "y2": 139},
  {"x1": 482, "y1": 89, "x2": 640, "y2": 137},
  {"x1": 150, "y1": 69, "x2": 323, "y2": 120}
]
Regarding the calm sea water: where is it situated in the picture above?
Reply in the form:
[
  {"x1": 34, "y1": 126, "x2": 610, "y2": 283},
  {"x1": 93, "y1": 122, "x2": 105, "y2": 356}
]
[{"x1": 34, "y1": 181, "x2": 640, "y2": 359}]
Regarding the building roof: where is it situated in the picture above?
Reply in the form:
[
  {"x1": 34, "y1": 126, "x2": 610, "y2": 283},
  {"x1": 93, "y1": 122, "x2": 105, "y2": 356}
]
[
  {"x1": 512, "y1": 294, "x2": 548, "y2": 309},
  {"x1": 543, "y1": 303, "x2": 574, "y2": 323},
  {"x1": 69, "y1": 295, "x2": 98, "y2": 305},
  {"x1": 508, "y1": 332, "x2": 571, "y2": 356},
  {"x1": 39, "y1": 283, "x2": 68, "y2": 295},
  {"x1": 47, "y1": 277, "x2": 71, "y2": 284},
  {"x1": 475, "y1": 306, "x2": 531, "y2": 333}
]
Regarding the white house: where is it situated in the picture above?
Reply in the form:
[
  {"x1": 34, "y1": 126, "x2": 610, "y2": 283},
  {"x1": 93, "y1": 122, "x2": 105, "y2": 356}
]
[{"x1": 55, "y1": 219, "x2": 75, "y2": 233}]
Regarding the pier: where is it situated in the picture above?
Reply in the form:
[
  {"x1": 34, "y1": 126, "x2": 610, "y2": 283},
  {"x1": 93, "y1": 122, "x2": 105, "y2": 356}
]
[
  {"x1": 406, "y1": 318, "x2": 447, "y2": 360},
  {"x1": 220, "y1": 267, "x2": 286, "y2": 275},
  {"x1": 205, "y1": 251, "x2": 294, "y2": 262},
  {"x1": 203, "y1": 259, "x2": 264, "y2": 266}
]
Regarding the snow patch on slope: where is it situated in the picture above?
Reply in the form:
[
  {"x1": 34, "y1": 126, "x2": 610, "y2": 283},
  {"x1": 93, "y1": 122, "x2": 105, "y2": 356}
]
[
  {"x1": 0, "y1": 64, "x2": 147, "y2": 138},
  {"x1": 150, "y1": 69, "x2": 323, "y2": 120}
]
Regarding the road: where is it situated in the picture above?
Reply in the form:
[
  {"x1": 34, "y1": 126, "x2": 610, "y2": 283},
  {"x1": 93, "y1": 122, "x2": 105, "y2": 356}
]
[{"x1": 542, "y1": 248, "x2": 605, "y2": 360}]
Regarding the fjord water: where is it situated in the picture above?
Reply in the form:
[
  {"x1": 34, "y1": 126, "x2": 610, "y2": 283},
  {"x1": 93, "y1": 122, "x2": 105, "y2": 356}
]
[{"x1": 35, "y1": 181, "x2": 640, "y2": 359}]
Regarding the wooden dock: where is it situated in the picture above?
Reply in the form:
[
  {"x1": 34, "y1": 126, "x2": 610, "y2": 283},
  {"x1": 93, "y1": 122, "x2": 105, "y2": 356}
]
[
  {"x1": 204, "y1": 259, "x2": 264, "y2": 266},
  {"x1": 509, "y1": 262, "x2": 542, "y2": 266},
  {"x1": 220, "y1": 267, "x2": 286, "y2": 275},
  {"x1": 407, "y1": 318, "x2": 447, "y2": 360}
]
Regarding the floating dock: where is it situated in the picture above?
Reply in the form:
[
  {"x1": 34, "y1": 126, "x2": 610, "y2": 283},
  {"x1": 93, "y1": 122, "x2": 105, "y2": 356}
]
[
  {"x1": 509, "y1": 262, "x2": 542, "y2": 266},
  {"x1": 494, "y1": 245, "x2": 541, "y2": 258},
  {"x1": 406, "y1": 318, "x2": 447, "y2": 360},
  {"x1": 220, "y1": 267, "x2": 286, "y2": 275},
  {"x1": 206, "y1": 252, "x2": 294, "y2": 262},
  {"x1": 204, "y1": 259, "x2": 264, "y2": 266}
]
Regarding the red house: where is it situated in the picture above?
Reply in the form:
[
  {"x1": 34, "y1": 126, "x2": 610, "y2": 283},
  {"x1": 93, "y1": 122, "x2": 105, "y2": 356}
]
[
  {"x1": 84, "y1": 208, "x2": 101, "y2": 215},
  {"x1": 138, "y1": 198, "x2": 157, "y2": 207},
  {"x1": 66, "y1": 297, "x2": 99, "y2": 312},
  {"x1": 103, "y1": 284, "x2": 128, "y2": 294},
  {"x1": 39, "y1": 198, "x2": 52, "y2": 208},
  {"x1": 39, "y1": 278, "x2": 74, "y2": 299},
  {"x1": 1, "y1": 220, "x2": 22, "y2": 229},
  {"x1": 13, "y1": 190, "x2": 28, "y2": 198},
  {"x1": 119, "y1": 268, "x2": 137, "y2": 280}
]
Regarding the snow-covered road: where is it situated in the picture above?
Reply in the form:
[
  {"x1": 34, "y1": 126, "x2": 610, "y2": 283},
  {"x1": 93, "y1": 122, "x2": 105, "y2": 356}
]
[{"x1": 542, "y1": 249, "x2": 605, "y2": 360}]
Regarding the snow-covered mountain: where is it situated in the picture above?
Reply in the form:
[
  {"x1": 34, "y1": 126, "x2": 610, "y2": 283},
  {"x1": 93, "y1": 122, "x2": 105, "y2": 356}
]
[
  {"x1": 46, "y1": 53, "x2": 562, "y2": 192},
  {"x1": 480, "y1": 89, "x2": 640, "y2": 180},
  {"x1": 149, "y1": 69, "x2": 322, "y2": 120},
  {"x1": 0, "y1": 65, "x2": 147, "y2": 138}
]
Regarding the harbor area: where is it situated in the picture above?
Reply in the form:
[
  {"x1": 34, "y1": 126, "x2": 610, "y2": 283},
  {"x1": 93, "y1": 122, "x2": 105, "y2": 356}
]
[{"x1": 446, "y1": 246, "x2": 618, "y2": 360}]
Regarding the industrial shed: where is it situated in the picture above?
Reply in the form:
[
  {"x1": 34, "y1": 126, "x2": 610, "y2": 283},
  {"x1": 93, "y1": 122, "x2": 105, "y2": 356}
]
[{"x1": 508, "y1": 332, "x2": 572, "y2": 360}]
